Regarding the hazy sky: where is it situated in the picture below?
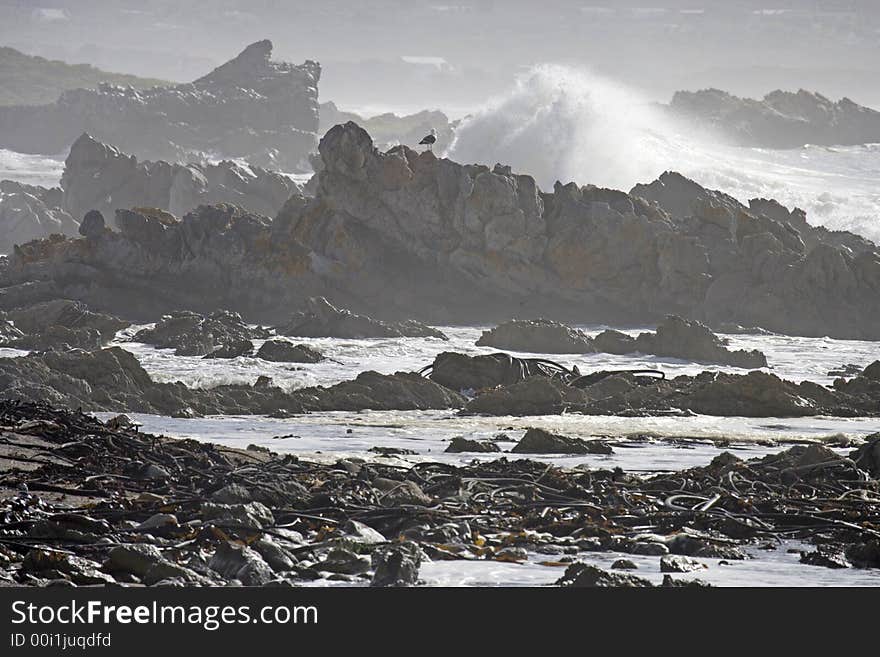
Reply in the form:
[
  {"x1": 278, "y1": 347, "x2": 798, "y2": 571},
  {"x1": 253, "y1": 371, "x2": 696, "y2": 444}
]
[{"x1": 2, "y1": 1, "x2": 879, "y2": 112}]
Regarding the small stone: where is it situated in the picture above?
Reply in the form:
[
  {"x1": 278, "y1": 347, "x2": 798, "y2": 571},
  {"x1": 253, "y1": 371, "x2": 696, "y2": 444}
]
[{"x1": 611, "y1": 559, "x2": 638, "y2": 570}]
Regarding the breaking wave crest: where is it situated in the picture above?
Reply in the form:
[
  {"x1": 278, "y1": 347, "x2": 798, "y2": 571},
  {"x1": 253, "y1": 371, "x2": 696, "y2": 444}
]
[{"x1": 447, "y1": 65, "x2": 880, "y2": 244}]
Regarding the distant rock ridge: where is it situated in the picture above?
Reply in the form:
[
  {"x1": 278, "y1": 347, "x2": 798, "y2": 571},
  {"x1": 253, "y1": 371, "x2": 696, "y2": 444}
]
[
  {"x1": 2, "y1": 121, "x2": 880, "y2": 340},
  {"x1": 667, "y1": 88, "x2": 880, "y2": 148},
  {"x1": 0, "y1": 40, "x2": 320, "y2": 172}
]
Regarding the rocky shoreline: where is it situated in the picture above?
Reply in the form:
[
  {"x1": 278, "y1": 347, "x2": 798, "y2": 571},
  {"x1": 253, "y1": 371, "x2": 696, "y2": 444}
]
[{"x1": 1, "y1": 400, "x2": 878, "y2": 588}]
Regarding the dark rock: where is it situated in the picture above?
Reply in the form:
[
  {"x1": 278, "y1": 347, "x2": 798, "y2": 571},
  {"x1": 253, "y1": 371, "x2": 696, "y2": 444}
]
[
  {"x1": 370, "y1": 541, "x2": 423, "y2": 587},
  {"x1": 256, "y1": 340, "x2": 324, "y2": 363},
  {"x1": 278, "y1": 296, "x2": 447, "y2": 340},
  {"x1": 201, "y1": 501, "x2": 274, "y2": 530},
  {"x1": 79, "y1": 210, "x2": 106, "y2": 238},
  {"x1": 594, "y1": 315, "x2": 767, "y2": 368},
  {"x1": 845, "y1": 540, "x2": 880, "y2": 569},
  {"x1": 376, "y1": 479, "x2": 433, "y2": 507},
  {"x1": 863, "y1": 361, "x2": 880, "y2": 381},
  {"x1": 368, "y1": 446, "x2": 418, "y2": 456},
  {"x1": 511, "y1": 428, "x2": 613, "y2": 455},
  {"x1": 444, "y1": 436, "x2": 501, "y2": 453},
  {"x1": 851, "y1": 433, "x2": 880, "y2": 478},
  {"x1": 134, "y1": 310, "x2": 268, "y2": 357},
  {"x1": 317, "y1": 548, "x2": 371, "y2": 575},
  {"x1": 203, "y1": 339, "x2": 254, "y2": 359},
  {"x1": 555, "y1": 562, "x2": 653, "y2": 587},
  {"x1": 611, "y1": 559, "x2": 638, "y2": 570},
  {"x1": 208, "y1": 542, "x2": 275, "y2": 586},
  {"x1": 476, "y1": 318, "x2": 595, "y2": 354},
  {"x1": 660, "y1": 575, "x2": 712, "y2": 587}
]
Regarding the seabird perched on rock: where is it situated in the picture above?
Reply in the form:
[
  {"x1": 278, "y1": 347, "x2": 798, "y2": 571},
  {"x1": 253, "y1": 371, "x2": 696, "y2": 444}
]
[{"x1": 419, "y1": 128, "x2": 437, "y2": 151}]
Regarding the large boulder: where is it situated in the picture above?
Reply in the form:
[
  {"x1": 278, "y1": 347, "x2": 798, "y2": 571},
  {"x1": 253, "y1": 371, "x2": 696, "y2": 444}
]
[
  {"x1": 475, "y1": 318, "x2": 595, "y2": 353},
  {"x1": 255, "y1": 340, "x2": 324, "y2": 363},
  {"x1": 511, "y1": 428, "x2": 612, "y2": 455}
]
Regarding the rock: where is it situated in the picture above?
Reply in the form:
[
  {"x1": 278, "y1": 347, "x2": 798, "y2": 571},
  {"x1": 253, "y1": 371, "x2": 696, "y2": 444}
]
[
  {"x1": 137, "y1": 513, "x2": 179, "y2": 531},
  {"x1": 256, "y1": 340, "x2": 324, "y2": 363},
  {"x1": 428, "y1": 351, "x2": 577, "y2": 392},
  {"x1": 8, "y1": 123, "x2": 880, "y2": 340},
  {"x1": 2, "y1": 299, "x2": 128, "y2": 346},
  {"x1": 660, "y1": 575, "x2": 712, "y2": 588},
  {"x1": 376, "y1": 479, "x2": 433, "y2": 507},
  {"x1": 594, "y1": 315, "x2": 767, "y2": 368},
  {"x1": 863, "y1": 361, "x2": 880, "y2": 381},
  {"x1": 851, "y1": 434, "x2": 880, "y2": 478},
  {"x1": 317, "y1": 548, "x2": 371, "y2": 575},
  {"x1": 475, "y1": 318, "x2": 595, "y2": 354},
  {"x1": 79, "y1": 210, "x2": 106, "y2": 238},
  {"x1": 800, "y1": 547, "x2": 849, "y2": 569},
  {"x1": 105, "y1": 544, "x2": 170, "y2": 578},
  {"x1": 464, "y1": 376, "x2": 590, "y2": 416},
  {"x1": 445, "y1": 436, "x2": 501, "y2": 453},
  {"x1": 201, "y1": 502, "x2": 274, "y2": 530},
  {"x1": 611, "y1": 559, "x2": 638, "y2": 570},
  {"x1": 368, "y1": 446, "x2": 417, "y2": 456},
  {"x1": 211, "y1": 483, "x2": 254, "y2": 504},
  {"x1": 845, "y1": 540, "x2": 880, "y2": 569},
  {"x1": 0, "y1": 40, "x2": 320, "y2": 173},
  {"x1": 60, "y1": 134, "x2": 300, "y2": 226},
  {"x1": 667, "y1": 88, "x2": 880, "y2": 149},
  {"x1": 208, "y1": 542, "x2": 275, "y2": 586},
  {"x1": 660, "y1": 555, "x2": 707, "y2": 573},
  {"x1": 342, "y1": 520, "x2": 387, "y2": 545},
  {"x1": 370, "y1": 541, "x2": 423, "y2": 587},
  {"x1": 278, "y1": 296, "x2": 447, "y2": 340},
  {"x1": 134, "y1": 310, "x2": 268, "y2": 357},
  {"x1": 23, "y1": 549, "x2": 115, "y2": 585},
  {"x1": 203, "y1": 339, "x2": 254, "y2": 359},
  {"x1": 555, "y1": 562, "x2": 653, "y2": 587},
  {"x1": 511, "y1": 428, "x2": 613, "y2": 455},
  {"x1": 252, "y1": 537, "x2": 297, "y2": 573},
  {"x1": 320, "y1": 102, "x2": 455, "y2": 154}
]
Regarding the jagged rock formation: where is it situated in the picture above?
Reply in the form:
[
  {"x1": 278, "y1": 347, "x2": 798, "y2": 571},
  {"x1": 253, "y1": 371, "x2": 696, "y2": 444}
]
[
  {"x1": 0, "y1": 180, "x2": 78, "y2": 252},
  {"x1": 476, "y1": 319, "x2": 595, "y2": 354},
  {"x1": 668, "y1": 89, "x2": 880, "y2": 148},
  {"x1": 2, "y1": 123, "x2": 880, "y2": 339},
  {"x1": 255, "y1": 340, "x2": 324, "y2": 363},
  {"x1": 0, "y1": 133, "x2": 299, "y2": 247},
  {"x1": 593, "y1": 315, "x2": 767, "y2": 369},
  {"x1": 277, "y1": 296, "x2": 447, "y2": 340},
  {"x1": 60, "y1": 134, "x2": 301, "y2": 224},
  {"x1": 0, "y1": 299, "x2": 128, "y2": 352},
  {"x1": 0, "y1": 346, "x2": 463, "y2": 416},
  {"x1": 0, "y1": 40, "x2": 320, "y2": 172}
]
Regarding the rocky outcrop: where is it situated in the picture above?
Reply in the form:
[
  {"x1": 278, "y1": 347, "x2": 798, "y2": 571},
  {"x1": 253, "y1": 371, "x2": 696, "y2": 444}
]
[
  {"x1": 594, "y1": 315, "x2": 767, "y2": 369},
  {"x1": 476, "y1": 318, "x2": 595, "y2": 353},
  {"x1": 3, "y1": 122, "x2": 880, "y2": 339},
  {"x1": 0, "y1": 299, "x2": 128, "y2": 351},
  {"x1": 133, "y1": 310, "x2": 269, "y2": 357},
  {"x1": 277, "y1": 296, "x2": 447, "y2": 340},
  {"x1": 511, "y1": 428, "x2": 612, "y2": 455},
  {"x1": 0, "y1": 40, "x2": 320, "y2": 172},
  {"x1": 462, "y1": 365, "x2": 879, "y2": 418},
  {"x1": 255, "y1": 340, "x2": 324, "y2": 363},
  {"x1": 668, "y1": 88, "x2": 880, "y2": 148},
  {"x1": 0, "y1": 346, "x2": 464, "y2": 416},
  {"x1": 60, "y1": 134, "x2": 301, "y2": 225},
  {"x1": 0, "y1": 180, "x2": 78, "y2": 253}
]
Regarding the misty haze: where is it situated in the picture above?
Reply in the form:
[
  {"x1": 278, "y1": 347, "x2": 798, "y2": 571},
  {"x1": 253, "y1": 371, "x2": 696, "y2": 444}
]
[{"x1": 0, "y1": 1, "x2": 879, "y2": 593}]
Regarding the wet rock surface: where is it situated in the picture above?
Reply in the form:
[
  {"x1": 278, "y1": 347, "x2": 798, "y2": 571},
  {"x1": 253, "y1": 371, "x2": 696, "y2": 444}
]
[
  {"x1": 593, "y1": 315, "x2": 767, "y2": 368},
  {"x1": 278, "y1": 296, "x2": 447, "y2": 340},
  {"x1": 133, "y1": 310, "x2": 270, "y2": 357},
  {"x1": 0, "y1": 299, "x2": 128, "y2": 351},
  {"x1": 256, "y1": 340, "x2": 324, "y2": 363},
  {"x1": 476, "y1": 319, "x2": 595, "y2": 354},
  {"x1": 1, "y1": 400, "x2": 877, "y2": 587},
  {"x1": 511, "y1": 428, "x2": 613, "y2": 455}
]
